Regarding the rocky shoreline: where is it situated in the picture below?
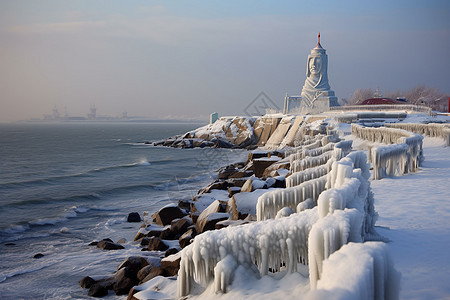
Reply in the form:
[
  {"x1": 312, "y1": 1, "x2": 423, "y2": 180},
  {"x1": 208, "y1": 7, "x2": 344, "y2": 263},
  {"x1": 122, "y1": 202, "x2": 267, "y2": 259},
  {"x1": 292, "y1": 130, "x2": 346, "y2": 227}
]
[
  {"x1": 79, "y1": 145, "x2": 296, "y2": 298},
  {"x1": 78, "y1": 115, "x2": 334, "y2": 298},
  {"x1": 147, "y1": 115, "x2": 327, "y2": 149}
]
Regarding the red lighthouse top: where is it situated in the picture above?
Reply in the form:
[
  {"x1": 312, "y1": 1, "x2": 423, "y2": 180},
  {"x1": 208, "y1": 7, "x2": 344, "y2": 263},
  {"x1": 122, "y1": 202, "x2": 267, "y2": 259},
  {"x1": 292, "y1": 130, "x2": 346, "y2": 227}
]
[{"x1": 315, "y1": 32, "x2": 323, "y2": 49}]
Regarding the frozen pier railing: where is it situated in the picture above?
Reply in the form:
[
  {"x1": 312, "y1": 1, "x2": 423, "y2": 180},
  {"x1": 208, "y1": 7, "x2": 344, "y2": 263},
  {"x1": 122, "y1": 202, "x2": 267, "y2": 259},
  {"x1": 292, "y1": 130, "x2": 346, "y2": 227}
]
[
  {"x1": 178, "y1": 208, "x2": 319, "y2": 296},
  {"x1": 351, "y1": 124, "x2": 424, "y2": 179},
  {"x1": 259, "y1": 141, "x2": 354, "y2": 221},
  {"x1": 308, "y1": 209, "x2": 363, "y2": 289},
  {"x1": 351, "y1": 123, "x2": 414, "y2": 144},
  {"x1": 286, "y1": 163, "x2": 331, "y2": 188},
  {"x1": 289, "y1": 142, "x2": 335, "y2": 163},
  {"x1": 286, "y1": 140, "x2": 353, "y2": 188},
  {"x1": 256, "y1": 175, "x2": 327, "y2": 221},
  {"x1": 178, "y1": 148, "x2": 386, "y2": 297},
  {"x1": 310, "y1": 242, "x2": 400, "y2": 300},
  {"x1": 386, "y1": 122, "x2": 450, "y2": 146},
  {"x1": 290, "y1": 150, "x2": 334, "y2": 172}
]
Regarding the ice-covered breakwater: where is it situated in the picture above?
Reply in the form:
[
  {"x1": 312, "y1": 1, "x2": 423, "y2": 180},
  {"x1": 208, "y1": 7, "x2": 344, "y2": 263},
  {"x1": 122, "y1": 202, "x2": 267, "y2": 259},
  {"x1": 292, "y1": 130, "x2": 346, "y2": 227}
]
[
  {"x1": 385, "y1": 122, "x2": 450, "y2": 146},
  {"x1": 256, "y1": 139, "x2": 353, "y2": 221},
  {"x1": 351, "y1": 124, "x2": 424, "y2": 179},
  {"x1": 177, "y1": 148, "x2": 390, "y2": 297}
]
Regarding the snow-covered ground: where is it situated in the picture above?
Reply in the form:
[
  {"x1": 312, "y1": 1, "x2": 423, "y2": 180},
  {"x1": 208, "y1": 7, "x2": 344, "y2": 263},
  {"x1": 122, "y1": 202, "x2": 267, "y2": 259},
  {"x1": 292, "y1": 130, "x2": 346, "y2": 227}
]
[{"x1": 372, "y1": 137, "x2": 450, "y2": 299}]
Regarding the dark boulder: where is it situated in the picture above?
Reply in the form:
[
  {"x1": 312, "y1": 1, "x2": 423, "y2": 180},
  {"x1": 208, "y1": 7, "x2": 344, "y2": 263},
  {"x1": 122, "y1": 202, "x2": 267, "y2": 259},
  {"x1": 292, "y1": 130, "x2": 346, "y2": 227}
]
[
  {"x1": 112, "y1": 269, "x2": 135, "y2": 296},
  {"x1": 165, "y1": 248, "x2": 179, "y2": 257},
  {"x1": 97, "y1": 239, "x2": 124, "y2": 250},
  {"x1": 178, "y1": 199, "x2": 191, "y2": 213},
  {"x1": 217, "y1": 165, "x2": 238, "y2": 179},
  {"x1": 147, "y1": 237, "x2": 169, "y2": 251},
  {"x1": 195, "y1": 200, "x2": 229, "y2": 233},
  {"x1": 252, "y1": 158, "x2": 278, "y2": 178},
  {"x1": 159, "y1": 228, "x2": 177, "y2": 240},
  {"x1": 79, "y1": 276, "x2": 96, "y2": 289},
  {"x1": 196, "y1": 212, "x2": 229, "y2": 233},
  {"x1": 161, "y1": 255, "x2": 181, "y2": 276},
  {"x1": 136, "y1": 265, "x2": 154, "y2": 282},
  {"x1": 151, "y1": 205, "x2": 187, "y2": 226},
  {"x1": 127, "y1": 212, "x2": 141, "y2": 223},
  {"x1": 140, "y1": 266, "x2": 164, "y2": 284},
  {"x1": 170, "y1": 216, "x2": 192, "y2": 235},
  {"x1": 273, "y1": 176, "x2": 286, "y2": 188},
  {"x1": 117, "y1": 256, "x2": 149, "y2": 273},
  {"x1": 33, "y1": 253, "x2": 44, "y2": 259},
  {"x1": 88, "y1": 283, "x2": 108, "y2": 297},
  {"x1": 140, "y1": 237, "x2": 150, "y2": 246}
]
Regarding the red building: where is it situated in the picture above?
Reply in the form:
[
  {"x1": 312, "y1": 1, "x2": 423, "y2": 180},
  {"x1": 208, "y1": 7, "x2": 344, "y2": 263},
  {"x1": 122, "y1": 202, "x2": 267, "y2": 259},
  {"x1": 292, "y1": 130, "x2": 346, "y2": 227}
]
[{"x1": 360, "y1": 98, "x2": 405, "y2": 105}]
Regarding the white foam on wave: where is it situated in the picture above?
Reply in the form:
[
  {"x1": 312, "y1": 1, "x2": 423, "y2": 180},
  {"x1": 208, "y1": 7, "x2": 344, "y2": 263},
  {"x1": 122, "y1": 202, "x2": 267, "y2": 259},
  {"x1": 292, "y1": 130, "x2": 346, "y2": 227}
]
[
  {"x1": 104, "y1": 217, "x2": 125, "y2": 227},
  {"x1": 60, "y1": 227, "x2": 70, "y2": 233},
  {"x1": 29, "y1": 217, "x2": 66, "y2": 226},
  {"x1": 0, "y1": 259, "x2": 62, "y2": 284},
  {"x1": 136, "y1": 158, "x2": 150, "y2": 166},
  {"x1": 1, "y1": 224, "x2": 30, "y2": 234},
  {"x1": 73, "y1": 205, "x2": 89, "y2": 213}
]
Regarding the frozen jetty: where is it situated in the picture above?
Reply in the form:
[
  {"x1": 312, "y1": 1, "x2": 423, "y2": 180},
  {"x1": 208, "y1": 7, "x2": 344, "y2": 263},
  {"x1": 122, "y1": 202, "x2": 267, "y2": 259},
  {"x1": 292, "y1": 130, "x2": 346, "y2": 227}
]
[{"x1": 81, "y1": 110, "x2": 449, "y2": 299}]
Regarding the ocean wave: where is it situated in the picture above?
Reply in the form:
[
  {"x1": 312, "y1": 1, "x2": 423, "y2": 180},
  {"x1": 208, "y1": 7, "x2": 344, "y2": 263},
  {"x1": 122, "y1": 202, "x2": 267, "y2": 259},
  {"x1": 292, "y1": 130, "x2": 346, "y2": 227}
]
[
  {"x1": 1, "y1": 224, "x2": 30, "y2": 234},
  {"x1": 0, "y1": 259, "x2": 61, "y2": 284},
  {"x1": 0, "y1": 205, "x2": 88, "y2": 237},
  {"x1": 1, "y1": 193, "x2": 102, "y2": 208},
  {"x1": 0, "y1": 159, "x2": 153, "y2": 188}
]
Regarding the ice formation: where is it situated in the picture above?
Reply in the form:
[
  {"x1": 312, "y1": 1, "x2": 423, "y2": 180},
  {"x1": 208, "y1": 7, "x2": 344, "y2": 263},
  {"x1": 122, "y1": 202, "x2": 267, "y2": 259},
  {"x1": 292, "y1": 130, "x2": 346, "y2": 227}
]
[
  {"x1": 256, "y1": 175, "x2": 327, "y2": 221},
  {"x1": 386, "y1": 122, "x2": 450, "y2": 146},
  {"x1": 175, "y1": 115, "x2": 402, "y2": 298},
  {"x1": 289, "y1": 139, "x2": 352, "y2": 172},
  {"x1": 308, "y1": 208, "x2": 363, "y2": 288},
  {"x1": 286, "y1": 163, "x2": 331, "y2": 188},
  {"x1": 289, "y1": 142, "x2": 336, "y2": 162},
  {"x1": 177, "y1": 208, "x2": 319, "y2": 297},
  {"x1": 311, "y1": 242, "x2": 400, "y2": 300},
  {"x1": 178, "y1": 145, "x2": 386, "y2": 298},
  {"x1": 351, "y1": 123, "x2": 413, "y2": 144},
  {"x1": 297, "y1": 198, "x2": 314, "y2": 212},
  {"x1": 258, "y1": 140, "x2": 354, "y2": 221},
  {"x1": 352, "y1": 124, "x2": 424, "y2": 179},
  {"x1": 275, "y1": 206, "x2": 295, "y2": 219},
  {"x1": 290, "y1": 151, "x2": 334, "y2": 172}
]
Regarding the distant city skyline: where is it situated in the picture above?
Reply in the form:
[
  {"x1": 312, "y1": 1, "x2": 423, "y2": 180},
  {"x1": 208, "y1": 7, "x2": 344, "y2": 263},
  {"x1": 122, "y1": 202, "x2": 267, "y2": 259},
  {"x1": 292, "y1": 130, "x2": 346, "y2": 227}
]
[{"x1": 1, "y1": 0, "x2": 449, "y2": 122}]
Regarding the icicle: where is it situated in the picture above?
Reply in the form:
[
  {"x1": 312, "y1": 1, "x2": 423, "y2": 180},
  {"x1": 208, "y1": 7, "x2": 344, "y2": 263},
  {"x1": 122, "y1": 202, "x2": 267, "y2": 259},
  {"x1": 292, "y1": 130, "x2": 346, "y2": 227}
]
[
  {"x1": 291, "y1": 151, "x2": 334, "y2": 172},
  {"x1": 257, "y1": 175, "x2": 327, "y2": 221},
  {"x1": 177, "y1": 208, "x2": 319, "y2": 297},
  {"x1": 308, "y1": 209, "x2": 363, "y2": 289}
]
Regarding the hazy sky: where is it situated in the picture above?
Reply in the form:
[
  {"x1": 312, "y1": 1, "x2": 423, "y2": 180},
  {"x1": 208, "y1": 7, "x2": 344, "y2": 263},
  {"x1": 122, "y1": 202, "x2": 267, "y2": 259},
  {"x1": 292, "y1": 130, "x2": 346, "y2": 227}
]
[{"x1": 1, "y1": 0, "x2": 449, "y2": 122}]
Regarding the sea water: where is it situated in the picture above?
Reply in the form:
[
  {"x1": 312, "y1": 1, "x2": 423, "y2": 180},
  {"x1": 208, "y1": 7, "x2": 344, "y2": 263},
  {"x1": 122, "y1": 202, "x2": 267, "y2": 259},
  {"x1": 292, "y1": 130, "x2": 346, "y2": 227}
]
[{"x1": 0, "y1": 122, "x2": 247, "y2": 299}]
